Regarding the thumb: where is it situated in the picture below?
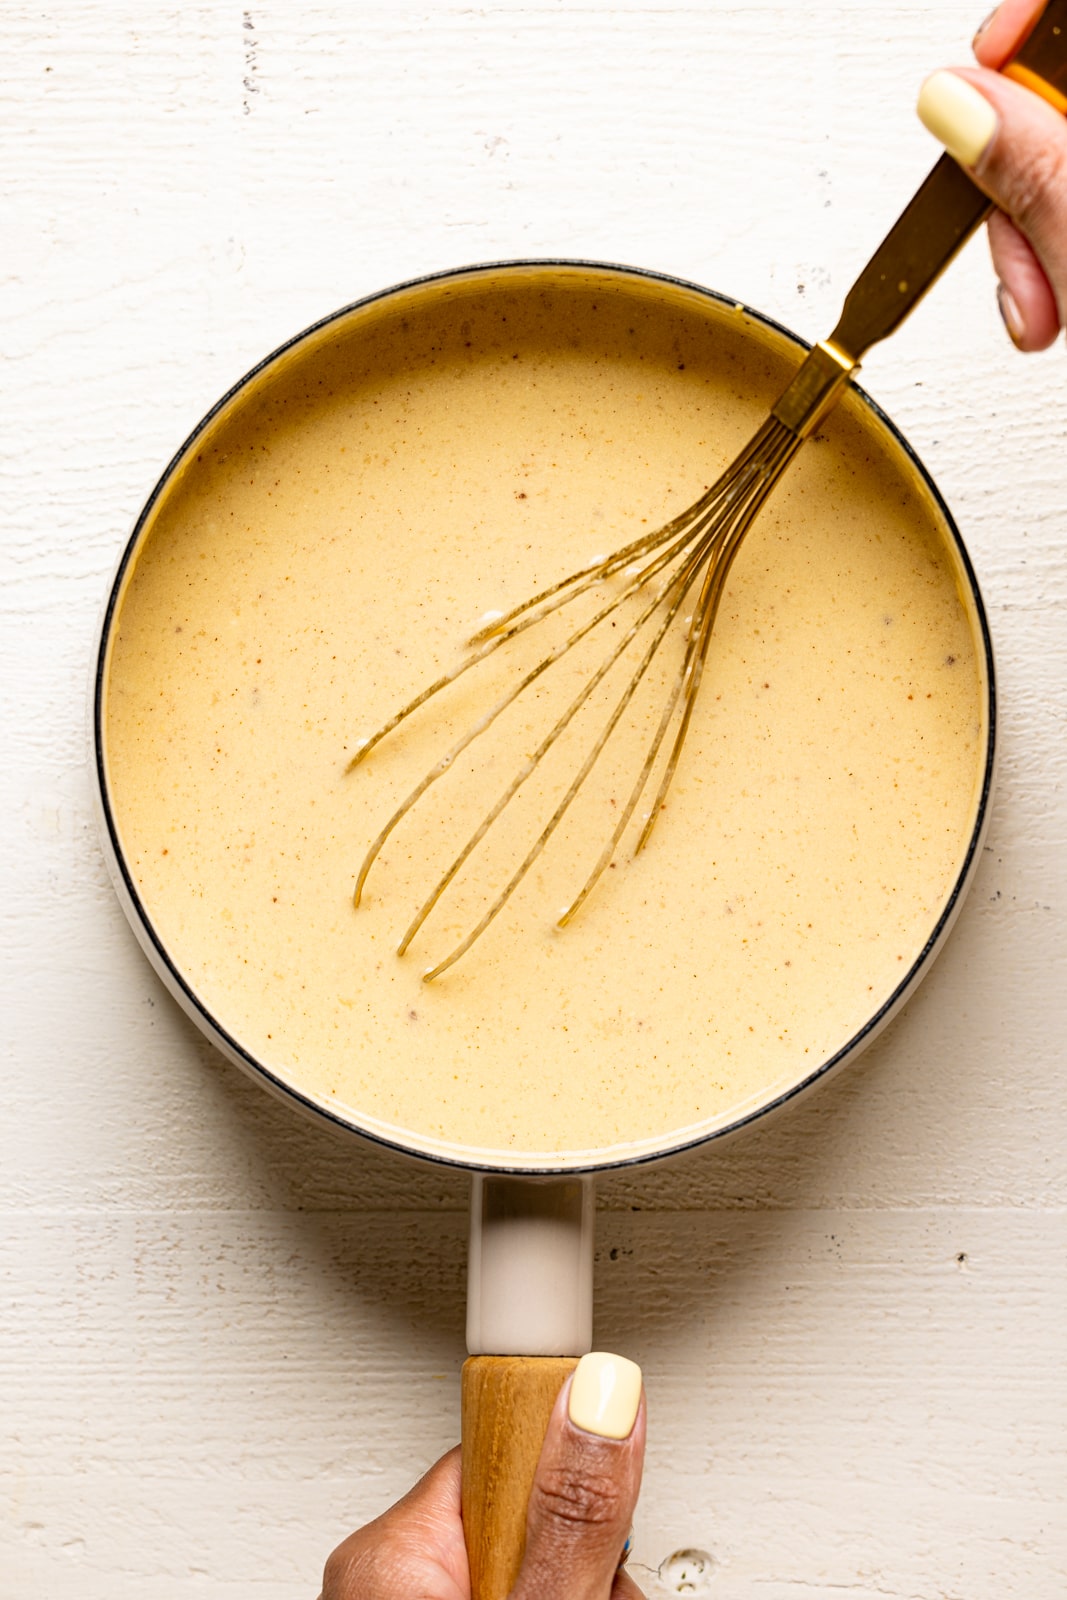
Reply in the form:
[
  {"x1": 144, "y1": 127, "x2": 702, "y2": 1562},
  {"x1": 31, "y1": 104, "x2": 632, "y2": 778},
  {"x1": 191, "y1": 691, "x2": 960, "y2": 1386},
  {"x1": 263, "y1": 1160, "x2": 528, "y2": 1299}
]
[
  {"x1": 918, "y1": 64, "x2": 1067, "y2": 347},
  {"x1": 510, "y1": 1352, "x2": 647, "y2": 1600}
]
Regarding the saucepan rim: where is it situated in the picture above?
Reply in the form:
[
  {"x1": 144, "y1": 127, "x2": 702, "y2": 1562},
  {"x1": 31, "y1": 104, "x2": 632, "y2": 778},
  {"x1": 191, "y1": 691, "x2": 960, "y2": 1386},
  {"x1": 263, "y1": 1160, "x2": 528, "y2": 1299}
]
[{"x1": 91, "y1": 256, "x2": 997, "y2": 1177}]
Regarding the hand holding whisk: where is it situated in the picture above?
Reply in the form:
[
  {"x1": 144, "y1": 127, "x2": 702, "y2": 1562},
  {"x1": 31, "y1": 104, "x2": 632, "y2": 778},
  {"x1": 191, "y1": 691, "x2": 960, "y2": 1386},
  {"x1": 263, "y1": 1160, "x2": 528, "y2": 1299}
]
[{"x1": 349, "y1": 1, "x2": 1067, "y2": 982}]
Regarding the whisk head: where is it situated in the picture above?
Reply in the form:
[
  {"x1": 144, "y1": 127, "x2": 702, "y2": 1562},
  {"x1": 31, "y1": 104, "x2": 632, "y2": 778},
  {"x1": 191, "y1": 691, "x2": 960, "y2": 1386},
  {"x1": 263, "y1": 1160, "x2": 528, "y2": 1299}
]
[{"x1": 348, "y1": 413, "x2": 802, "y2": 979}]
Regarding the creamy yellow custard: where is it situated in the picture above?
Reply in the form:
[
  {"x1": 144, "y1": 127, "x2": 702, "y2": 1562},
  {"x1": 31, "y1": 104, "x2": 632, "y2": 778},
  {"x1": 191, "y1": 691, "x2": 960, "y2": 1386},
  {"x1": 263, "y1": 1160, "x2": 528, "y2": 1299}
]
[{"x1": 101, "y1": 267, "x2": 989, "y2": 1165}]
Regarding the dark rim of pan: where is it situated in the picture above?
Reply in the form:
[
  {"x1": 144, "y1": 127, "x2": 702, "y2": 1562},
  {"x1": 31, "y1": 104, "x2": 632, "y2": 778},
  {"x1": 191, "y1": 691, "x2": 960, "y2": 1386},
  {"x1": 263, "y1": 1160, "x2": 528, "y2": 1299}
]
[{"x1": 93, "y1": 257, "x2": 998, "y2": 1176}]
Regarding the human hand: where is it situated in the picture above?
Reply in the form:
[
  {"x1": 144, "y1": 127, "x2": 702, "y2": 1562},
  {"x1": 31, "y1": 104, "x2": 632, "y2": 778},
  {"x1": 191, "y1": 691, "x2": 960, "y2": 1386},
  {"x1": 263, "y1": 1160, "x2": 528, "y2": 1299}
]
[
  {"x1": 918, "y1": 0, "x2": 1067, "y2": 349},
  {"x1": 320, "y1": 1352, "x2": 647, "y2": 1600}
]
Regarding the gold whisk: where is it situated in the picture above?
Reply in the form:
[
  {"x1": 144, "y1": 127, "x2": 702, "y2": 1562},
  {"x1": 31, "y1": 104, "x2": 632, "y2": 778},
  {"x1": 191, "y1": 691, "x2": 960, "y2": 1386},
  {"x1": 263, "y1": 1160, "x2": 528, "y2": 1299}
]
[{"x1": 349, "y1": 4, "x2": 1067, "y2": 981}]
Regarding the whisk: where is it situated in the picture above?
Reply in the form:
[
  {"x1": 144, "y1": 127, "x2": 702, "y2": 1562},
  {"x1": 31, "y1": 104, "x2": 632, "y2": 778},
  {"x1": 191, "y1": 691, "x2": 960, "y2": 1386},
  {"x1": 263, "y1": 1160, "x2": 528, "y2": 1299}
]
[{"x1": 350, "y1": 6, "x2": 1067, "y2": 982}]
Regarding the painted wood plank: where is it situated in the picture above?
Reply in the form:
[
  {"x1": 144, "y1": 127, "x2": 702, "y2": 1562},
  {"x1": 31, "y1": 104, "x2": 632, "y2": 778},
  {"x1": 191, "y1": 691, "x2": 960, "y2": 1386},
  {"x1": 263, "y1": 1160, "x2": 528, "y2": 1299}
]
[{"x1": 4, "y1": 1, "x2": 1066, "y2": 1595}]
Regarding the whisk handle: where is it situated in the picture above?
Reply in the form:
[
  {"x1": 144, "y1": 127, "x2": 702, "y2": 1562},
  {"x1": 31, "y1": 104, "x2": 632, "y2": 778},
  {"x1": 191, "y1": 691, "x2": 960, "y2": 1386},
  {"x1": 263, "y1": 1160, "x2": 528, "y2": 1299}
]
[
  {"x1": 828, "y1": 0, "x2": 1067, "y2": 366},
  {"x1": 827, "y1": 154, "x2": 991, "y2": 367},
  {"x1": 773, "y1": 0, "x2": 1067, "y2": 437}
]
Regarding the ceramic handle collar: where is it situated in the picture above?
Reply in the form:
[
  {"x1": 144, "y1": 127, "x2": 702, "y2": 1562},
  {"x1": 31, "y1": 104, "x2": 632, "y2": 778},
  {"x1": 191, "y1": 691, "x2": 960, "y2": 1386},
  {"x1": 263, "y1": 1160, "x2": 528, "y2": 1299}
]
[{"x1": 466, "y1": 1174, "x2": 595, "y2": 1356}]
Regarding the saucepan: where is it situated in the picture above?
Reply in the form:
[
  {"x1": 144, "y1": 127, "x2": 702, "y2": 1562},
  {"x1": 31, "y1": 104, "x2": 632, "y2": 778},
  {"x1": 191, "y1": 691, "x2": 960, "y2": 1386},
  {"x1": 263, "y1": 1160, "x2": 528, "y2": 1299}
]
[{"x1": 91, "y1": 261, "x2": 995, "y2": 1599}]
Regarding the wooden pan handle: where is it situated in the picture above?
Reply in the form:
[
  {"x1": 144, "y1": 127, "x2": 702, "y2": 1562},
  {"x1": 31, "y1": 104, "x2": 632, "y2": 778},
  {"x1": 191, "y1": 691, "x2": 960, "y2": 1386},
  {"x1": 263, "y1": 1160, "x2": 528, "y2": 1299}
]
[{"x1": 461, "y1": 1354, "x2": 578, "y2": 1600}]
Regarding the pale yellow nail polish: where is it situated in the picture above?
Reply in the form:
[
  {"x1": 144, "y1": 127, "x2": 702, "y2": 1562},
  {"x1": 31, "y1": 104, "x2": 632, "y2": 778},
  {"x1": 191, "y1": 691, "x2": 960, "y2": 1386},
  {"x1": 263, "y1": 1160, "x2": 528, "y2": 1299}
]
[
  {"x1": 568, "y1": 1351, "x2": 642, "y2": 1440},
  {"x1": 917, "y1": 70, "x2": 998, "y2": 166}
]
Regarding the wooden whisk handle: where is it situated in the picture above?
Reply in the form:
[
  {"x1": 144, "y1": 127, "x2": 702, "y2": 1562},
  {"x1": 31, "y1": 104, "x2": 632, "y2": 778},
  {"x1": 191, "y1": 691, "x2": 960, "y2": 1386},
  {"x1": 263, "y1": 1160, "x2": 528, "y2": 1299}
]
[{"x1": 461, "y1": 1354, "x2": 578, "y2": 1600}]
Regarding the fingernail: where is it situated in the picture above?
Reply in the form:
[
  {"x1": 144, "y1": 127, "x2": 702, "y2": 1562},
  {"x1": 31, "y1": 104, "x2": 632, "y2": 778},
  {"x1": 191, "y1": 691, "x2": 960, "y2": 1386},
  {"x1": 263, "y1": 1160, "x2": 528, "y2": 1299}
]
[
  {"x1": 917, "y1": 70, "x2": 998, "y2": 166},
  {"x1": 568, "y1": 1351, "x2": 643, "y2": 1440},
  {"x1": 997, "y1": 281, "x2": 1026, "y2": 347},
  {"x1": 973, "y1": 6, "x2": 998, "y2": 47}
]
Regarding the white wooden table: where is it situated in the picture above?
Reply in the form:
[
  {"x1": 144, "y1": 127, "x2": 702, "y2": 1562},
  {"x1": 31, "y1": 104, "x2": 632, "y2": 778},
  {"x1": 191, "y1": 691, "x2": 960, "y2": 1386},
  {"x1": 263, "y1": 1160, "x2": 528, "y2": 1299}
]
[{"x1": 4, "y1": 3, "x2": 1065, "y2": 1595}]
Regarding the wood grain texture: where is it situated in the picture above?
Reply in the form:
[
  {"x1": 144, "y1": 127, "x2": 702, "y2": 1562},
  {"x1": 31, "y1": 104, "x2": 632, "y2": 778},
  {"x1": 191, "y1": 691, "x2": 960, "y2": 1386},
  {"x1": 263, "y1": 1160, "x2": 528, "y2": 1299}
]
[
  {"x1": 461, "y1": 1356, "x2": 578, "y2": 1600},
  {"x1": 3, "y1": 1, "x2": 1066, "y2": 1595}
]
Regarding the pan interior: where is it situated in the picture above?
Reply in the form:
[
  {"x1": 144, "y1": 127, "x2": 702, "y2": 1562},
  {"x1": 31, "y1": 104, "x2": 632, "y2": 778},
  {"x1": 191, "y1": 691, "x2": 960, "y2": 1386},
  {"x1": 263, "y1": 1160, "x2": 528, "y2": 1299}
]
[{"x1": 100, "y1": 265, "x2": 990, "y2": 1170}]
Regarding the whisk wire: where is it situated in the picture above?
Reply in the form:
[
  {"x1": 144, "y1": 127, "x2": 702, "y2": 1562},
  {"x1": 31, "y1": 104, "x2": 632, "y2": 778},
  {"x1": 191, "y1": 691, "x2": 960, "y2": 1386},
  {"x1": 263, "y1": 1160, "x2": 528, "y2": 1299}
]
[
  {"x1": 635, "y1": 420, "x2": 802, "y2": 852},
  {"x1": 398, "y1": 515, "x2": 720, "y2": 973},
  {"x1": 464, "y1": 424, "x2": 777, "y2": 646},
  {"x1": 564, "y1": 421, "x2": 801, "y2": 919},
  {"x1": 353, "y1": 502, "x2": 720, "y2": 908},
  {"x1": 351, "y1": 411, "x2": 806, "y2": 976}
]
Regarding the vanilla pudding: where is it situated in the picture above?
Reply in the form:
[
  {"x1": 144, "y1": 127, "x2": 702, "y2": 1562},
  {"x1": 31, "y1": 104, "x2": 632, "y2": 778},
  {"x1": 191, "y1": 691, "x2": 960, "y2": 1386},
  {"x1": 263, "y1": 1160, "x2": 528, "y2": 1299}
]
[{"x1": 99, "y1": 266, "x2": 990, "y2": 1165}]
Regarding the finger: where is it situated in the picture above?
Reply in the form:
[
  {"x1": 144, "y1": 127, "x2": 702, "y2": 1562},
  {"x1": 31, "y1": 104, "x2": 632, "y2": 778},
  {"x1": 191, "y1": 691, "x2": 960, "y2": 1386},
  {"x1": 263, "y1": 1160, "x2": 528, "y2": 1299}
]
[
  {"x1": 917, "y1": 67, "x2": 1067, "y2": 340},
  {"x1": 972, "y1": 0, "x2": 1047, "y2": 68},
  {"x1": 321, "y1": 1447, "x2": 469, "y2": 1600},
  {"x1": 510, "y1": 1352, "x2": 646, "y2": 1600},
  {"x1": 988, "y1": 208, "x2": 1062, "y2": 347},
  {"x1": 612, "y1": 1570, "x2": 648, "y2": 1600},
  {"x1": 609, "y1": 1531, "x2": 644, "y2": 1600}
]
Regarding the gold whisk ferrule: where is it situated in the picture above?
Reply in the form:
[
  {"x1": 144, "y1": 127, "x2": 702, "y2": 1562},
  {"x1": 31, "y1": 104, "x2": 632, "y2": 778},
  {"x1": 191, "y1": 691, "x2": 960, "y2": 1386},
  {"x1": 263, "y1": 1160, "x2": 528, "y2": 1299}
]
[{"x1": 770, "y1": 340, "x2": 857, "y2": 439}]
